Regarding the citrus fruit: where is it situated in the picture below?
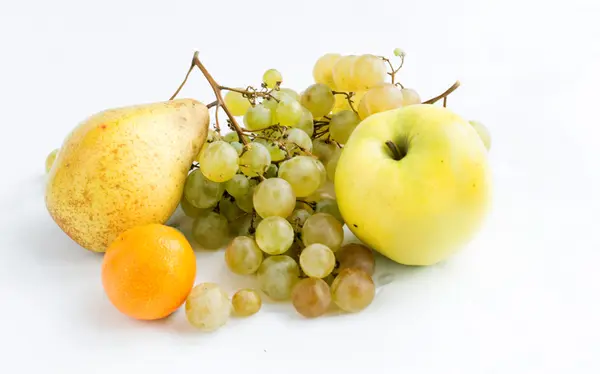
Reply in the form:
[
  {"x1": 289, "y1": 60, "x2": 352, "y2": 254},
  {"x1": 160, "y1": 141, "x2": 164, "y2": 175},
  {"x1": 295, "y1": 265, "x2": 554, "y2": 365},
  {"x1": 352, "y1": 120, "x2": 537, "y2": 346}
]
[{"x1": 101, "y1": 224, "x2": 197, "y2": 320}]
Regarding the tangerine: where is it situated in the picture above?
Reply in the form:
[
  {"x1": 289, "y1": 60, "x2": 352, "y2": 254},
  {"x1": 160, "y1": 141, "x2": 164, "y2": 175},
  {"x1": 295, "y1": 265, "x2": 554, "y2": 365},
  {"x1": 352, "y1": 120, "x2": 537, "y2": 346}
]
[{"x1": 101, "y1": 224, "x2": 196, "y2": 320}]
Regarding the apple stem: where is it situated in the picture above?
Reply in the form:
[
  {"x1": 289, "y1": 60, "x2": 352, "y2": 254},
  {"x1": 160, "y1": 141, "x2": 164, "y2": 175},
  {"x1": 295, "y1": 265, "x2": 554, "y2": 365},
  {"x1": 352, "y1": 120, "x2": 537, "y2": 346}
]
[
  {"x1": 423, "y1": 81, "x2": 461, "y2": 105},
  {"x1": 385, "y1": 140, "x2": 406, "y2": 161}
]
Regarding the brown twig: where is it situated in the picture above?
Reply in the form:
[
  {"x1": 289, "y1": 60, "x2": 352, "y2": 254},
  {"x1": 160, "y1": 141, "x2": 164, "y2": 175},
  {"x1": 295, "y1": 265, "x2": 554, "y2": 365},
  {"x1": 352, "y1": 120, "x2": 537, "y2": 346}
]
[
  {"x1": 332, "y1": 91, "x2": 357, "y2": 113},
  {"x1": 214, "y1": 102, "x2": 221, "y2": 132},
  {"x1": 207, "y1": 100, "x2": 218, "y2": 109},
  {"x1": 422, "y1": 81, "x2": 461, "y2": 105}
]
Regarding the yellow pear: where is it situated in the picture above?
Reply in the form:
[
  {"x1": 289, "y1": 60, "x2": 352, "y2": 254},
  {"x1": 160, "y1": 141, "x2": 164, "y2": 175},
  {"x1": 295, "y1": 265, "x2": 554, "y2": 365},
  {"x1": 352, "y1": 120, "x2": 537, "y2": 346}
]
[
  {"x1": 335, "y1": 104, "x2": 491, "y2": 266},
  {"x1": 45, "y1": 99, "x2": 209, "y2": 252}
]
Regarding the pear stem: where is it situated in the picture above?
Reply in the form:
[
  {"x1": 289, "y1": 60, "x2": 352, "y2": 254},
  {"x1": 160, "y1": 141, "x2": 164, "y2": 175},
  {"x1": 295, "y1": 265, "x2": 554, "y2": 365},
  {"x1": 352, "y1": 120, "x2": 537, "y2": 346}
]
[{"x1": 423, "y1": 81, "x2": 461, "y2": 105}]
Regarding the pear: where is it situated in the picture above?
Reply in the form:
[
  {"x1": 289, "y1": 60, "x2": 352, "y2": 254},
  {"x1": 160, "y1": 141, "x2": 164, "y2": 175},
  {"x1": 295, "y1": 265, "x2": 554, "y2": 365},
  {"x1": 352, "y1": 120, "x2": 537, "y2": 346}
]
[{"x1": 45, "y1": 98, "x2": 210, "y2": 252}]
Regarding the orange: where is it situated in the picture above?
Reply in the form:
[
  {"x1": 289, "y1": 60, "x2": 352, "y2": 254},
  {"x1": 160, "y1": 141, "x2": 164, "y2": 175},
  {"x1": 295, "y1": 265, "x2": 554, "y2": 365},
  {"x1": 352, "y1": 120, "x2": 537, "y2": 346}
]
[{"x1": 101, "y1": 224, "x2": 197, "y2": 320}]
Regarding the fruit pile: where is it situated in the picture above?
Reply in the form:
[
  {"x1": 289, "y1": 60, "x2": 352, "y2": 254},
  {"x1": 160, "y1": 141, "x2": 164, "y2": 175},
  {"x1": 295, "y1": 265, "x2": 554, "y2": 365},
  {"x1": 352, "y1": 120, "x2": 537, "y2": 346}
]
[{"x1": 44, "y1": 48, "x2": 492, "y2": 332}]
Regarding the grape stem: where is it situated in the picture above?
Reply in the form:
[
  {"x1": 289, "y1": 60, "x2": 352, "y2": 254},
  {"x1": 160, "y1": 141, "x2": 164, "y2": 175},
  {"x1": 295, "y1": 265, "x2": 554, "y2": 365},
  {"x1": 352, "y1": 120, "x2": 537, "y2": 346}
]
[
  {"x1": 214, "y1": 102, "x2": 221, "y2": 132},
  {"x1": 219, "y1": 86, "x2": 280, "y2": 104},
  {"x1": 422, "y1": 81, "x2": 461, "y2": 105},
  {"x1": 170, "y1": 51, "x2": 249, "y2": 146},
  {"x1": 332, "y1": 91, "x2": 358, "y2": 113},
  {"x1": 379, "y1": 55, "x2": 404, "y2": 85}
]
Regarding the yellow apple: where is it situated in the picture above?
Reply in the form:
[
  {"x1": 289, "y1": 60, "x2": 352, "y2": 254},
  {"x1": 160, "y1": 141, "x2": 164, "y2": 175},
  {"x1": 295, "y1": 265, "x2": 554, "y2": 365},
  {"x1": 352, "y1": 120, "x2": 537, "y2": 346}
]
[{"x1": 334, "y1": 104, "x2": 492, "y2": 266}]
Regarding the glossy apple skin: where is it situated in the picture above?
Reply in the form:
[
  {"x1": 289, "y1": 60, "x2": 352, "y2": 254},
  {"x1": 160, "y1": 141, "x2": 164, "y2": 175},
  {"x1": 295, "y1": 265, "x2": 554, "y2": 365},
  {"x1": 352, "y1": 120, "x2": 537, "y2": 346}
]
[{"x1": 335, "y1": 104, "x2": 491, "y2": 266}]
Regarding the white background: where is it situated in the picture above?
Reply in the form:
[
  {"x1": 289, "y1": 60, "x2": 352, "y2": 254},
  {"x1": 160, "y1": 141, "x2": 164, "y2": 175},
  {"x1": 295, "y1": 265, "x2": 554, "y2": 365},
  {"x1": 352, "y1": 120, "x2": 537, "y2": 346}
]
[{"x1": 1, "y1": 0, "x2": 599, "y2": 373}]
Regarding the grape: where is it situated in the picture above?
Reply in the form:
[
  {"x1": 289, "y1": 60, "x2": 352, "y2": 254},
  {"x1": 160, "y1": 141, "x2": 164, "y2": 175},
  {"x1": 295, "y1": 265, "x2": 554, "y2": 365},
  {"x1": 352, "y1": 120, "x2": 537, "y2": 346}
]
[
  {"x1": 223, "y1": 131, "x2": 239, "y2": 143},
  {"x1": 315, "y1": 198, "x2": 343, "y2": 223},
  {"x1": 198, "y1": 141, "x2": 239, "y2": 182},
  {"x1": 232, "y1": 289, "x2": 262, "y2": 317},
  {"x1": 235, "y1": 186, "x2": 255, "y2": 213},
  {"x1": 337, "y1": 243, "x2": 375, "y2": 276},
  {"x1": 229, "y1": 213, "x2": 252, "y2": 237},
  {"x1": 279, "y1": 88, "x2": 300, "y2": 102},
  {"x1": 294, "y1": 107, "x2": 314, "y2": 137},
  {"x1": 262, "y1": 68, "x2": 282, "y2": 88},
  {"x1": 257, "y1": 255, "x2": 300, "y2": 300},
  {"x1": 185, "y1": 283, "x2": 231, "y2": 331},
  {"x1": 352, "y1": 54, "x2": 387, "y2": 90},
  {"x1": 184, "y1": 169, "x2": 225, "y2": 209},
  {"x1": 332, "y1": 55, "x2": 359, "y2": 91},
  {"x1": 275, "y1": 97, "x2": 303, "y2": 126},
  {"x1": 291, "y1": 277, "x2": 332, "y2": 318},
  {"x1": 254, "y1": 138, "x2": 286, "y2": 162},
  {"x1": 206, "y1": 129, "x2": 219, "y2": 143},
  {"x1": 329, "y1": 110, "x2": 361, "y2": 144},
  {"x1": 357, "y1": 83, "x2": 404, "y2": 120},
  {"x1": 325, "y1": 148, "x2": 341, "y2": 182},
  {"x1": 283, "y1": 240, "x2": 303, "y2": 262},
  {"x1": 394, "y1": 48, "x2": 406, "y2": 57},
  {"x1": 180, "y1": 197, "x2": 207, "y2": 218},
  {"x1": 331, "y1": 268, "x2": 375, "y2": 313},
  {"x1": 253, "y1": 177, "x2": 296, "y2": 218},
  {"x1": 224, "y1": 90, "x2": 251, "y2": 116},
  {"x1": 230, "y1": 141, "x2": 243, "y2": 155},
  {"x1": 244, "y1": 104, "x2": 272, "y2": 131},
  {"x1": 225, "y1": 236, "x2": 263, "y2": 275},
  {"x1": 300, "y1": 83, "x2": 335, "y2": 118},
  {"x1": 219, "y1": 198, "x2": 245, "y2": 222},
  {"x1": 192, "y1": 211, "x2": 230, "y2": 250},
  {"x1": 332, "y1": 90, "x2": 366, "y2": 114},
  {"x1": 239, "y1": 142, "x2": 271, "y2": 177},
  {"x1": 469, "y1": 120, "x2": 492, "y2": 150},
  {"x1": 225, "y1": 174, "x2": 250, "y2": 199},
  {"x1": 278, "y1": 156, "x2": 324, "y2": 197},
  {"x1": 302, "y1": 213, "x2": 344, "y2": 251},
  {"x1": 265, "y1": 164, "x2": 278, "y2": 178},
  {"x1": 312, "y1": 140, "x2": 338, "y2": 164},
  {"x1": 313, "y1": 53, "x2": 341, "y2": 88},
  {"x1": 45, "y1": 148, "x2": 59, "y2": 173},
  {"x1": 401, "y1": 88, "x2": 421, "y2": 106},
  {"x1": 255, "y1": 216, "x2": 294, "y2": 255},
  {"x1": 284, "y1": 128, "x2": 313, "y2": 155},
  {"x1": 287, "y1": 209, "x2": 311, "y2": 232},
  {"x1": 299, "y1": 243, "x2": 335, "y2": 278}
]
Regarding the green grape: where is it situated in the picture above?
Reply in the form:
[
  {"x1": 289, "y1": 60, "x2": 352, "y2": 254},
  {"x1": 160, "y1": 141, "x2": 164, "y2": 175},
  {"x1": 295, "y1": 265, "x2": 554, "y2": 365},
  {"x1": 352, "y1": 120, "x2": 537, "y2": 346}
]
[
  {"x1": 235, "y1": 186, "x2": 255, "y2": 213},
  {"x1": 239, "y1": 142, "x2": 271, "y2": 177},
  {"x1": 225, "y1": 174, "x2": 250, "y2": 199},
  {"x1": 198, "y1": 141, "x2": 239, "y2": 183},
  {"x1": 357, "y1": 83, "x2": 404, "y2": 120},
  {"x1": 469, "y1": 120, "x2": 492, "y2": 150},
  {"x1": 278, "y1": 156, "x2": 324, "y2": 197},
  {"x1": 313, "y1": 53, "x2": 342, "y2": 88},
  {"x1": 312, "y1": 140, "x2": 338, "y2": 164},
  {"x1": 45, "y1": 148, "x2": 59, "y2": 173},
  {"x1": 337, "y1": 243, "x2": 375, "y2": 276},
  {"x1": 332, "y1": 55, "x2": 359, "y2": 91},
  {"x1": 224, "y1": 90, "x2": 251, "y2": 116},
  {"x1": 300, "y1": 83, "x2": 335, "y2": 118},
  {"x1": 294, "y1": 108, "x2": 314, "y2": 137},
  {"x1": 255, "y1": 216, "x2": 294, "y2": 255},
  {"x1": 232, "y1": 289, "x2": 262, "y2": 317},
  {"x1": 230, "y1": 141, "x2": 244, "y2": 155},
  {"x1": 296, "y1": 200, "x2": 315, "y2": 213},
  {"x1": 252, "y1": 177, "x2": 296, "y2": 218},
  {"x1": 331, "y1": 268, "x2": 375, "y2": 313},
  {"x1": 192, "y1": 211, "x2": 230, "y2": 249},
  {"x1": 274, "y1": 97, "x2": 303, "y2": 126},
  {"x1": 315, "y1": 198, "x2": 343, "y2": 223},
  {"x1": 329, "y1": 110, "x2": 360, "y2": 144},
  {"x1": 206, "y1": 129, "x2": 220, "y2": 143},
  {"x1": 287, "y1": 209, "x2": 311, "y2": 232},
  {"x1": 352, "y1": 54, "x2": 387, "y2": 90},
  {"x1": 394, "y1": 48, "x2": 406, "y2": 57},
  {"x1": 262, "y1": 96, "x2": 278, "y2": 120},
  {"x1": 254, "y1": 138, "x2": 286, "y2": 162},
  {"x1": 244, "y1": 104, "x2": 272, "y2": 131},
  {"x1": 229, "y1": 213, "x2": 252, "y2": 236},
  {"x1": 299, "y1": 243, "x2": 335, "y2": 278},
  {"x1": 265, "y1": 164, "x2": 278, "y2": 178},
  {"x1": 302, "y1": 213, "x2": 344, "y2": 251},
  {"x1": 279, "y1": 88, "x2": 300, "y2": 102},
  {"x1": 263, "y1": 68, "x2": 283, "y2": 88},
  {"x1": 326, "y1": 148, "x2": 341, "y2": 182},
  {"x1": 223, "y1": 131, "x2": 240, "y2": 143},
  {"x1": 225, "y1": 236, "x2": 263, "y2": 275},
  {"x1": 184, "y1": 169, "x2": 225, "y2": 209},
  {"x1": 284, "y1": 128, "x2": 313, "y2": 155},
  {"x1": 291, "y1": 277, "x2": 332, "y2": 318},
  {"x1": 401, "y1": 88, "x2": 421, "y2": 106},
  {"x1": 257, "y1": 255, "x2": 300, "y2": 301},
  {"x1": 185, "y1": 283, "x2": 231, "y2": 331},
  {"x1": 219, "y1": 198, "x2": 245, "y2": 222},
  {"x1": 180, "y1": 196, "x2": 207, "y2": 218}
]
